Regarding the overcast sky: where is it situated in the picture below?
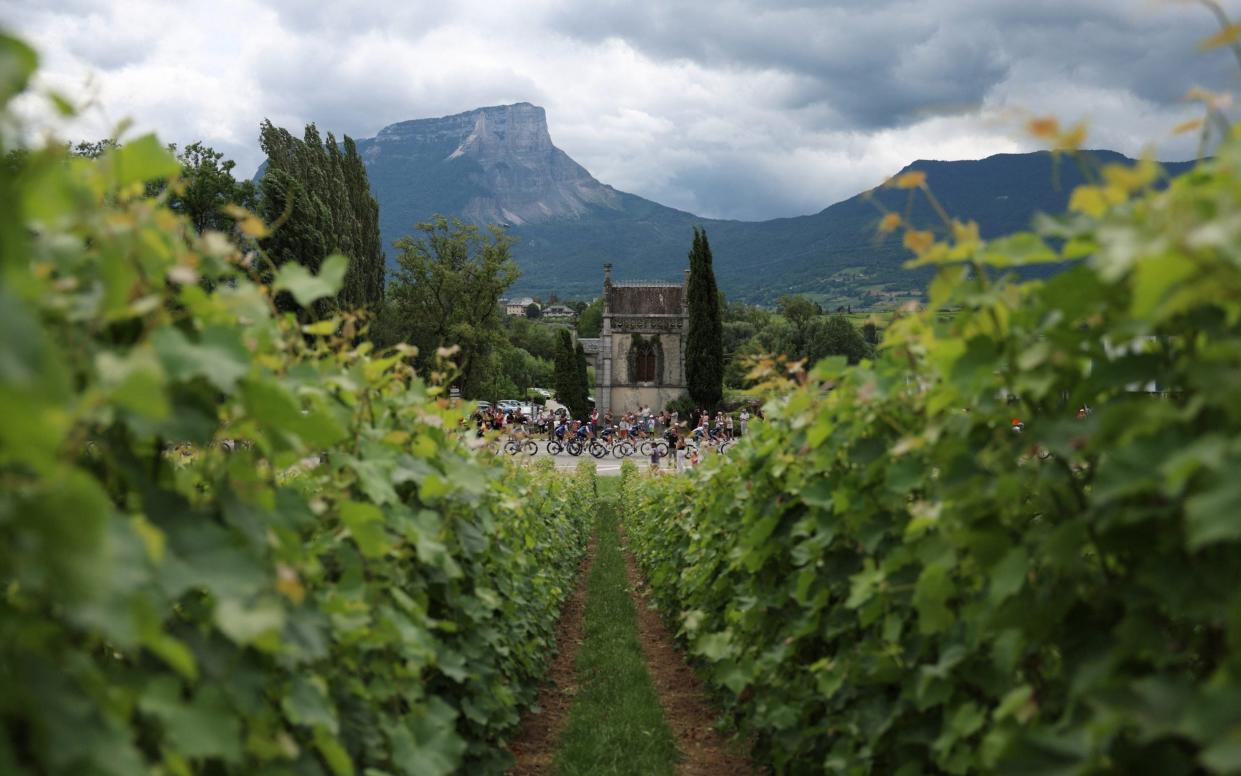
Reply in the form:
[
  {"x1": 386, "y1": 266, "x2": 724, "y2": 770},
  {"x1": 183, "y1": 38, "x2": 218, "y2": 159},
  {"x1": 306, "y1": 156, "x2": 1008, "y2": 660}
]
[{"x1": 3, "y1": 0, "x2": 1237, "y2": 220}]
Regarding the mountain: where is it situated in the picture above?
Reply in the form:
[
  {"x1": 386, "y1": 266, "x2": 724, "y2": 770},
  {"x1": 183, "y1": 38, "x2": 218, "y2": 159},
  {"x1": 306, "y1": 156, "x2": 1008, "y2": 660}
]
[{"x1": 349, "y1": 103, "x2": 1197, "y2": 305}]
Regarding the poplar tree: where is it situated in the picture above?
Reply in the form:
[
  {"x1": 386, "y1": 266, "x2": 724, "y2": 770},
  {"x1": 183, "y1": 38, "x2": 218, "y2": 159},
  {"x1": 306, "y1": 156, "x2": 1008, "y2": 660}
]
[
  {"x1": 257, "y1": 120, "x2": 385, "y2": 313},
  {"x1": 685, "y1": 226, "x2": 723, "y2": 408}
]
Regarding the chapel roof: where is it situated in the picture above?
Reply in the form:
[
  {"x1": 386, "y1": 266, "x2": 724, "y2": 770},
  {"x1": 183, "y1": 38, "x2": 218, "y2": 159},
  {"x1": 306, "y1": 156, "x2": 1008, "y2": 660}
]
[
  {"x1": 578, "y1": 338, "x2": 602, "y2": 354},
  {"x1": 606, "y1": 282, "x2": 684, "y2": 316}
]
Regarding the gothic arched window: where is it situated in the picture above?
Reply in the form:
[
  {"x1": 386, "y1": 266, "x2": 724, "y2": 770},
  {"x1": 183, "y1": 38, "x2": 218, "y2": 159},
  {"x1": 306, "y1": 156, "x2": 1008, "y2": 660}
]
[{"x1": 635, "y1": 342, "x2": 656, "y2": 382}]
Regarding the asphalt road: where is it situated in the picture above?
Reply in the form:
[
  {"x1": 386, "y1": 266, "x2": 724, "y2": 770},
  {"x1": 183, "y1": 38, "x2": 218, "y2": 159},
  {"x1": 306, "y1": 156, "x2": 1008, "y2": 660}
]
[{"x1": 498, "y1": 441, "x2": 725, "y2": 477}]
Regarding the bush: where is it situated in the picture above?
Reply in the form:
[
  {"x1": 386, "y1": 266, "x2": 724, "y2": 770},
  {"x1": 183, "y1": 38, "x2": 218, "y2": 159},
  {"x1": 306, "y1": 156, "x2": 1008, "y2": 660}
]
[
  {"x1": 0, "y1": 40, "x2": 594, "y2": 775},
  {"x1": 623, "y1": 140, "x2": 1241, "y2": 773},
  {"x1": 664, "y1": 392, "x2": 696, "y2": 417}
]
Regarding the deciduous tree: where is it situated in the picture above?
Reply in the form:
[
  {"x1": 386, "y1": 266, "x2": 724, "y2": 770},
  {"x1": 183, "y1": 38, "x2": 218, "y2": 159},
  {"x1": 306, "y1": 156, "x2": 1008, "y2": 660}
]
[
  {"x1": 171, "y1": 141, "x2": 257, "y2": 234},
  {"x1": 384, "y1": 216, "x2": 520, "y2": 397}
]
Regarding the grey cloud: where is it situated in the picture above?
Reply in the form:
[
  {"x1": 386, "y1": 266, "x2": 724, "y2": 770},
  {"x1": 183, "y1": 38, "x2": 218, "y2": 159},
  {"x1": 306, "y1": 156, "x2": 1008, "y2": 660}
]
[
  {"x1": 4, "y1": 0, "x2": 1236, "y2": 222},
  {"x1": 550, "y1": 0, "x2": 1237, "y2": 129}
]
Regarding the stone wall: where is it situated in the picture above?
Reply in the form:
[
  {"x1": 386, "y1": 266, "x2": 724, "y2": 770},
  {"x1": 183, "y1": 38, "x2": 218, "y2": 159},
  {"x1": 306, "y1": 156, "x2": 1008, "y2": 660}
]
[
  {"x1": 609, "y1": 386, "x2": 686, "y2": 414},
  {"x1": 602, "y1": 331, "x2": 685, "y2": 413}
]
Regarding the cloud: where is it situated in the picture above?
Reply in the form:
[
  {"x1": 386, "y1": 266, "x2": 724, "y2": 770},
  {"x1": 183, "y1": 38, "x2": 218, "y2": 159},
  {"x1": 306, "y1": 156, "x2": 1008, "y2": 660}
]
[{"x1": 2, "y1": 0, "x2": 1233, "y2": 220}]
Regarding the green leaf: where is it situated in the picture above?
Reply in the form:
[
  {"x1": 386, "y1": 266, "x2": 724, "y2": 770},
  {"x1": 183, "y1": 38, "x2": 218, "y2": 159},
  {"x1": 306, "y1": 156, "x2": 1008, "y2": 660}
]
[
  {"x1": 1201, "y1": 738, "x2": 1241, "y2": 773},
  {"x1": 401, "y1": 698, "x2": 465, "y2": 776},
  {"x1": 694, "y1": 631, "x2": 736, "y2": 661},
  {"x1": 282, "y1": 676, "x2": 338, "y2": 734},
  {"x1": 1185, "y1": 476, "x2": 1241, "y2": 550},
  {"x1": 314, "y1": 727, "x2": 355, "y2": 776},
  {"x1": 214, "y1": 597, "x2": 285, "y2": 647},
  {"x1": 139, "y1": 680, "x2": 242, "y2": 763},
  {"x1": 989, "y1": 547, "x2": 1028, "y2": 604},
  {"x1": 847, "y1": 560, "x2": 884, "y2": 609},
  {"x1": 340, "y1": 501, "x2": 392, "y2": 558},
  {"x1": 274, "y1": 254, "x2": 348, "y2": 307},
  {"x1": 0, "y1": 33, "x2": 38, "y2": 105},
  {"x1": 153, "y1": 326, "x2": 249, "y2": 392},
  {"x1": 914, "y1": 563, "x2": 954, "y2": 634},
  {"x1": 241, "y1": 377, "x2": 347, "y2": 449},
  {"x1": 142, "y1": 632, "x2": 198, "y2": 682},
  {"x1": 948, "y1": 701, "x2": 986, "y2": 738},
  {"x1": 109, "y1": 134, "x2": 182, "y2": 187},
  {"x1": 302, "y1": 318, "x2": 341, "y2": 336},
  {"x1": 995, "y1": 685, "x2": 1036, "y2": 723},
  {"x1": 345, "y1": 456, "x2": 399, "y2": 505},
  {"x1": 96, "y1": 346, "x2": 168, "y2": 419},
  {"x1": 1131, "y1": 251, "x2": 1197, "y2": 319}
]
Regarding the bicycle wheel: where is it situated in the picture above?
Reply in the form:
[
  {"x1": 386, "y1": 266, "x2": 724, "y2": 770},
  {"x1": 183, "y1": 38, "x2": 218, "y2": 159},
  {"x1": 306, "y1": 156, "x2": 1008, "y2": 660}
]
[
  {"x1": 638, "y1": 440, "x2": 654, "y2": 456},
  {"x1": 521, "y1": 440, "x2": 538, "y2": 456},
  {"x1": 546, "y1": 440, "x2": 564, "y2": 455},
  {"x1": 612, "y1": 441, "x2": 634, "y2": 458},
  {"x1": 589, "y1": 441, "x2": 608, "y2": 459},
  {"x1": 503, "y1": 440, "x2": 521, "y2": 455},
  {"x1": 567, "y1": 439, "x2": 583, "y2": 457},
  {"x1": 653, "y1": 441, "x2": 669, "y2": 457}
]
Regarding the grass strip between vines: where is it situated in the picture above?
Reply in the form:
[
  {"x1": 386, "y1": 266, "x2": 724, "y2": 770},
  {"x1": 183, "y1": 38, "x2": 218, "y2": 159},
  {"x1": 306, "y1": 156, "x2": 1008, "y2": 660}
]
[{"x1": 553, "y1": 479, "x2": 679, "y2": 776}]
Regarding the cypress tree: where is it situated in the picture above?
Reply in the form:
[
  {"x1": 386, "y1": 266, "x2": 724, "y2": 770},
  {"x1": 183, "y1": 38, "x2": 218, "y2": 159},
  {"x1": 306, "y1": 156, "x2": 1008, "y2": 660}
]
[
  {"x1": 685, "y1": 226, "x2": 723, "y2": 408},
  {"x1": 553, "y1": 329, "x2": 577, "y2": 418},
  {"x1": 574, "y1": 341, "x2": 591, "y2": 418}
]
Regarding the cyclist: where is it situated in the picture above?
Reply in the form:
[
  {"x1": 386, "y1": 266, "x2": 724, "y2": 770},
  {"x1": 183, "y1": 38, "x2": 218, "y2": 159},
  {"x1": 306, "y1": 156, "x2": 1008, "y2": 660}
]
[
  {"x1": 573, "y1": 421, "x2": 591, "y2": 442},
  {"x1": 691, "y1": 416, "x2": 710, "y2": 442}
]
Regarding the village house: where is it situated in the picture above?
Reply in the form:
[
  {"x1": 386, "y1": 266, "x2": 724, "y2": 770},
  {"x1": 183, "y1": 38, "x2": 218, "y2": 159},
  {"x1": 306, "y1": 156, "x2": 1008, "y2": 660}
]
[
  {"x1": 501, "y1": 297, "x2": 538, "y2": 317},
  {"x1": 541, "y1": 304, "x2": 576, "y2": 321}
]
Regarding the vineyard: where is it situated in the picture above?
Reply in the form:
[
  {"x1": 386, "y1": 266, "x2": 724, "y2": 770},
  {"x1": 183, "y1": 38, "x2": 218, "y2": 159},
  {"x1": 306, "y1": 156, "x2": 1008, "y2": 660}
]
[
  {"x1": 621, "y1": 139, "x2": 1241, "y2": 772},
  {"x1": 6, "y1": 22, "x2": 1241, "y2": 776},
  {"x1": 0, "y1": 34, "x2": 598, "y2": 775}
]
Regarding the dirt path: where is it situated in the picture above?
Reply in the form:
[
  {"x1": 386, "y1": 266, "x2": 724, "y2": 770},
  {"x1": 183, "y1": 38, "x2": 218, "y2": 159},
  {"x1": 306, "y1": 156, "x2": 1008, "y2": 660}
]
[
  {"x1": 618, "y1": 532, "x2": 754, "y2": 776},
  {"x1": 506, "y1": 535, "x2": 597, "y2": 775}
]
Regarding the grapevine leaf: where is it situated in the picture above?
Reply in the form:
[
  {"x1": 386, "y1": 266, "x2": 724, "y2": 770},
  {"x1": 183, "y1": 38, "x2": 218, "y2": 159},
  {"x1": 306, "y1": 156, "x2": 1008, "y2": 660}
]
[
  {"x1": 274, "y1": 254, "x2": 348, "y2": 307},
  {"x1": 989, "y1": 547, "x2": 1029, "y2": 604},
  {"x1": 108, "y1": 134, "x2": 182, "y2": 186},
  {"x1": 340, "y1": 501, "x2": 393, "y2": 558},
  {"x1": 1185, "y1": 476, "x2": 1241, "y2": 550},
  {"x1": 153, "y1": 326, "x2": 249, "y2": 392}
]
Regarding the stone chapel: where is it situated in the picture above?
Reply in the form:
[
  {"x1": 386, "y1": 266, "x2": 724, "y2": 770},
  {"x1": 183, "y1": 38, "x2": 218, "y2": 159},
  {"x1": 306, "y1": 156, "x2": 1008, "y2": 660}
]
[{"x1": 578, "y1": 264, "x2": 689, "y2": 414}]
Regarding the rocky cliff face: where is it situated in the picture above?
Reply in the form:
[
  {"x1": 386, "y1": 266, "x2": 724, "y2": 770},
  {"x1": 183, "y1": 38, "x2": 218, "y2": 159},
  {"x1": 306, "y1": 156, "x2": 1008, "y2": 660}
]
[{"x1": 359, "y1": 103, "x2": 620, "y2": 229}]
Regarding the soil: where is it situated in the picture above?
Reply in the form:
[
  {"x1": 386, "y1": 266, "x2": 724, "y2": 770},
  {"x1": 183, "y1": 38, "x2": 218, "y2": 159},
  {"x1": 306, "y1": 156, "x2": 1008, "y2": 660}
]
[
  {"x1": 506, "y1": 535, "x2": 596, "y2": 775},
  {"x1": 618, "y1": 531, "x2": 755, "y2": 776}
]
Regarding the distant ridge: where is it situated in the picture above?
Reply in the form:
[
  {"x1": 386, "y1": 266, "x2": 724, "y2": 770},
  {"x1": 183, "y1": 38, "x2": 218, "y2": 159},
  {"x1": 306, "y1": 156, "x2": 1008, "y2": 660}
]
[{"x1": 336, "y1": 105, "x2": 1198, "y2": 305}]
